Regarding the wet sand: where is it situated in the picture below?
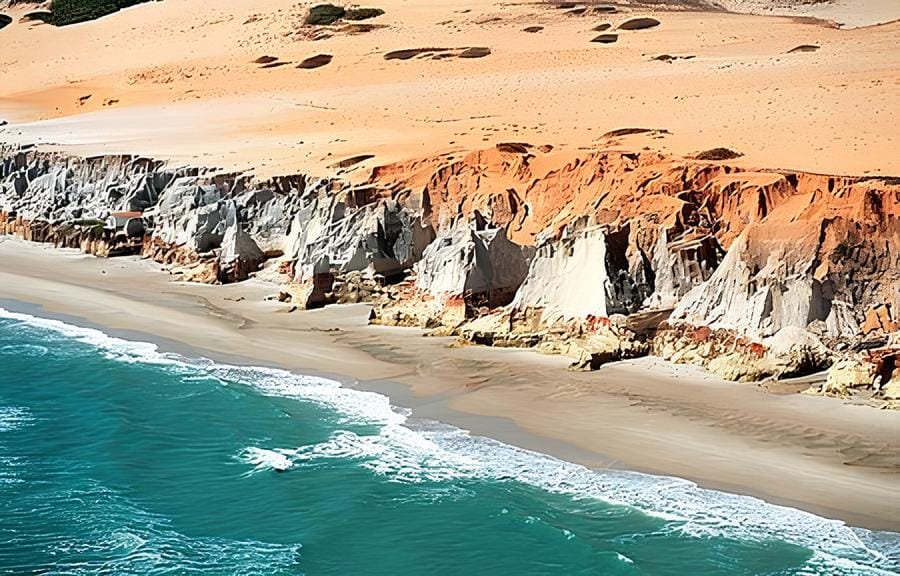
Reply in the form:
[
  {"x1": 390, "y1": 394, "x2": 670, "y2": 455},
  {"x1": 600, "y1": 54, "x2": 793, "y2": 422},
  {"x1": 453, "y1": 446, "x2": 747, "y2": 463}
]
[{"x1": 0, "y1": 237, "x2": 898, "y2": 531}]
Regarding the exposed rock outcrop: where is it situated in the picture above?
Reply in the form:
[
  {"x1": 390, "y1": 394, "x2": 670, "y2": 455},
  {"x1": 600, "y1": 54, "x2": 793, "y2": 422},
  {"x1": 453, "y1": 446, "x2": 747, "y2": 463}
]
[
  {"x1": 452, "y1": 221, "x2": 650, "y2": 369},
  {"x1": 371, "y1": 215, "x2": 529, "y2": 327},
  {"x1": 219, "y1": 217, "x2": 265, "y2": 283},
  {"x1": 3, "y1": 143, "x2": 898, "y2": 404},
  {"x1": 804, "y1": 342, "x2": 899, "y2": 402},
  {"x1": 511, "y1": 222, "x2": 615, "y2": 322}
]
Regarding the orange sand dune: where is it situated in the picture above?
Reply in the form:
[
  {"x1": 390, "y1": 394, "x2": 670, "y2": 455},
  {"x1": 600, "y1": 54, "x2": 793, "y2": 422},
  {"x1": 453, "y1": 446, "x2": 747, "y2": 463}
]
[{"x1": 0, "y1": 0, "x2": 898, "y2": 178}]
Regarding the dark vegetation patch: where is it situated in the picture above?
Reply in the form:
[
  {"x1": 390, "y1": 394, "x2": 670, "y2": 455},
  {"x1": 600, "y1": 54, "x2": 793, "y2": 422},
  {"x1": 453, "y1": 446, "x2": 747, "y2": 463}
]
[
  {"x1": 260, "y1": 61, "x2": 292, "y2": 69},
  {"x1": 694, "y1": 147, "x2": 743, "y2": 161},
  {"x1": 344, "y1": 7, "x2": 384, "y2": 21},
  {"x1": 592, "y1": 23, "x2": 611, "y2": 31},
  {"x1": 306, "y1": 4, "x2": 345, "y2": 25},
  {"x1": 602, "y1": 127, "x2": 669, "y2": 138},
  {"x1": 340, "y1": 22, "x2": 384, "y2": 33},
  {"x1": 21, "y1": 10, "x2": 53, "y2": 22},
  {"x1": 458, "y1": 47, "x2": 491, "y2": 58},
  {"x1": 652, "y1": 54, "x2": 695, "y2": 62},
  {"x1": 306, "y1": 4, "x2": 383, "y2": 26},
  {"x1": 46, "y1": 0, "x2": 154, "y2": 26},
  {"x1": 384, "y1": 47, "x2": 491, "y2": 61},
  {"x1": 550, "y1": 3, "x2": 616, "y2": 15},
  {"x1": 297, "y1": 54, "x2": 333, "y2": 69},
  {"x1": 618, "y1": 17, "x2": 660, "y2": 30},
  {"x1": 787, "y1": 44, "x2": 819, "y2": 53},
  {"x1": 0, "y1": 14, "x2": 11, "y2": 29},
  {"x1": 385, "y1": 48, "x2": 449, "y2": 60},
  {"x1": 522, "y1": 25, "x2": 543, "y2": 33},
  {"x1": 591, "y1": 33, "x2": 617, "y2": 43},
  {"x1": 253, "y1": 55, "x2": 279, "y2": 64}
]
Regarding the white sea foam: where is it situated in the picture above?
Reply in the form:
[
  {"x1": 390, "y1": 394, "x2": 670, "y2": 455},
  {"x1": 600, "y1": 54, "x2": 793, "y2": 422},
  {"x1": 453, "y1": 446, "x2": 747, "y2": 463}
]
[
  {"x1": 2, "y1": 306, "x2": 898, "y2": 575},
  {"x1": 239, "y1": 447, "x2": 295, "y2": 474},
  {"x1": 0, "y1": 343, "x2": 49, "y2": 357}
]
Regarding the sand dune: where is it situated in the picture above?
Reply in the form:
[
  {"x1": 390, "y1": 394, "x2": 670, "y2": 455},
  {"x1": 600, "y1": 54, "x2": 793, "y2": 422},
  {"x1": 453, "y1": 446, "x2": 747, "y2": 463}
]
[{"x1": 0, "y1": 0, "x2": 897, "y2": 180}]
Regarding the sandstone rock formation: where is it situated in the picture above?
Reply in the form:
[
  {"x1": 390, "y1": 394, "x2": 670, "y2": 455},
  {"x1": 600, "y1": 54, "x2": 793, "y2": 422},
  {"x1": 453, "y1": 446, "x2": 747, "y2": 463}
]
[
  {"x1": 822, "y1": 358, "x2": 873, "y2": 397},
  {"x1": 511, "y1": 222, "x2": 613, "y2": 322},
  {"x1": 219, "y1": 215, "x2": 265, "y2": 283},
  {"x1": 371, "y1": 215, "x2": 529, "y2": 327},
  {"x1": 804, "y1": 343, "x2": 899, "y2": 403},
  {"x1": 448, "y1": 220, "x2": 650, "y2": 369},
  {"x1": 3, "y1": 143, "x2": 898, "y2": 402}
]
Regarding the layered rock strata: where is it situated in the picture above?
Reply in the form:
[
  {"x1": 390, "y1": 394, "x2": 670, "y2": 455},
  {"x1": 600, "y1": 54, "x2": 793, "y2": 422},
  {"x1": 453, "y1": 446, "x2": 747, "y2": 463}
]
[
  {"x1": 2, "y1": 144, "x2": 898, "y2": 402},
  {"x1": 370, "y1": 213, "x2": 529, "y2": 327}
]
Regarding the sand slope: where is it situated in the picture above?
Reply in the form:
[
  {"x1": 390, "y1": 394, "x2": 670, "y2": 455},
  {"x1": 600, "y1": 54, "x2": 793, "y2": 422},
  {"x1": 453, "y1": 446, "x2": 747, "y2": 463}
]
[{"x1": 0, "y1": 0, "x2": 898, "y2": 178}]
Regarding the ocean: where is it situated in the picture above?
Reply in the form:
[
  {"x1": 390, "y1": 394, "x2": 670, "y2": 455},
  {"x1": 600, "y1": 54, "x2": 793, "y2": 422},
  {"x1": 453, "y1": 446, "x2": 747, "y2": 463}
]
[{"x1": 0, "y1": 307, "x2": 897, "y2": 575}]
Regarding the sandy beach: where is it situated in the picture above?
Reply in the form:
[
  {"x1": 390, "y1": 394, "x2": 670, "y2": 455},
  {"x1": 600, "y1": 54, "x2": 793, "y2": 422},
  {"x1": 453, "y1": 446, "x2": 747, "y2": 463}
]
[
  {"x1": 1, "y1": 237, "x2": 897, "y2": 531},
  {"x1": 2, "y1": 1, "x2": 900, "y2": 574}
]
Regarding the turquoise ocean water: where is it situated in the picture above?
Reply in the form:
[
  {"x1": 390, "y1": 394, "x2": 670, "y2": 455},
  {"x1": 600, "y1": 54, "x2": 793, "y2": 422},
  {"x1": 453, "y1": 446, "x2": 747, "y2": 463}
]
[{"x1": 0, "y1": 307, "x2": 897, "y2": 575}]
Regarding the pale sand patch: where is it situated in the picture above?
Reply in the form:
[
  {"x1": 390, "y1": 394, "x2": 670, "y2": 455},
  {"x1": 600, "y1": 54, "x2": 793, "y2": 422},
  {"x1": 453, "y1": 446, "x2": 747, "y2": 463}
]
[
  {"x1": 715, "y1": 0, "x2": 900, "y2": 28},
  {"x1": 0, "y1": 238, "x2": 897, "y2": 531}
]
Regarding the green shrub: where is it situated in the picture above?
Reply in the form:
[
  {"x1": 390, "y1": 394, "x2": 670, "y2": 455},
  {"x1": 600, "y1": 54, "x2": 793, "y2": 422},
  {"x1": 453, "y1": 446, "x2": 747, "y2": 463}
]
[
  {"x1": 305, "y1": 4, "x2": 345, "y2": 25},
  {"x1": 49, "y1": 0, "x2": 153, "y2": 26},
  {"x1": 344, "y1": 7, "x2": 383, "y2": 21}
]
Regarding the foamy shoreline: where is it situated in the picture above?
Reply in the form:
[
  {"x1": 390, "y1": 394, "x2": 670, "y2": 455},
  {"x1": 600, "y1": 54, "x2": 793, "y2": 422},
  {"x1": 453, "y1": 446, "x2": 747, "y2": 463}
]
[
  {"x1": 0, "y1": 237, "x2": 898, "y2": 533},
  {"x1": 2, "y1": 305, "x2": 899, "y2": 575}
]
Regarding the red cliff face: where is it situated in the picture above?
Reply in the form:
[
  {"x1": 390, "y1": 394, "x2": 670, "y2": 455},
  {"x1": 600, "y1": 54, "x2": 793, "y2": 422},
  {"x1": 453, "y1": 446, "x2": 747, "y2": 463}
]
[
  {"x1": 3, "y1": 145, "x2": 898, "y2": 388},
  {"x1": 368, "y1": 145, "x2": 898, "y2": 381},
  {"x1": 370, "y1": 146, "x2": 897, "y2": 259}
]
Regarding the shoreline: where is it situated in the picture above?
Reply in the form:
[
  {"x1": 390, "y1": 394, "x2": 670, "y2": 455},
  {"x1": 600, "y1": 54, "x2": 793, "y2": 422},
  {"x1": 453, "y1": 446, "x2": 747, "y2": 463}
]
[{"x1": 0, "y1": 237, "x2": 898, "y2": 532}]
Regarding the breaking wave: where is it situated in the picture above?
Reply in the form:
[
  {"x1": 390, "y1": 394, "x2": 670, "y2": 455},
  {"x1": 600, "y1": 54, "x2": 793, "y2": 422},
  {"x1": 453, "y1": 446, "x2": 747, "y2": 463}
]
[{"x1": 1, "y1": 306, "x2": 897, "y2": 575}]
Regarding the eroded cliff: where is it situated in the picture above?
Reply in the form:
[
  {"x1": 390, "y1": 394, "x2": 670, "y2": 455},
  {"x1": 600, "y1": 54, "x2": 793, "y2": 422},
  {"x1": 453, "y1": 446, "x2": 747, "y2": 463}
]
[{"x1": 2, "y1": 143, "x2": 897, "y2": 403}]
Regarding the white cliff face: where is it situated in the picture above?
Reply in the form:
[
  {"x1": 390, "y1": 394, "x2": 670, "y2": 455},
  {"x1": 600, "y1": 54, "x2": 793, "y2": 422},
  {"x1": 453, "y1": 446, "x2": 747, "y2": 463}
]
[
  {"x1": 152, "y1": 179, "x2": 226, "y2": 252},
  {"x1": 234, "y1": 187, "x2": 306, "y2": 252},
  {"x1": 287, "y1": 192, "x2": 434, "y2": 282},
  {"x1": 0, "y1": 153, "x2": 169, "y2": 222},
  {"x1": 220, "y1": 220, "x2": 264, "y2": 265},
  {"x1": 670, "y1": 229, "x2": 859, "y2": 339},
  {"x1": 152, "y1": 177, "x2": 310, "y2": 257},
  {"x1": 511, "y1": 225, "x2": 612, "y2": 323},
  {"x1": 647, "y1": 230, "x2": 722, "y2": 309},
  {"x1": 414, "y1": 218, "x2": 529, "y2": 304}
]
